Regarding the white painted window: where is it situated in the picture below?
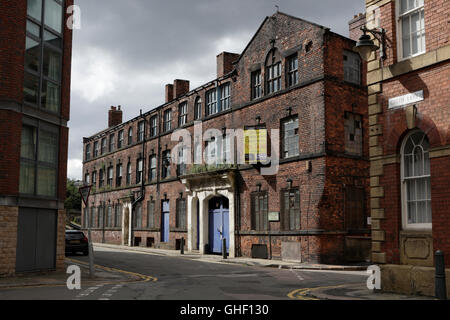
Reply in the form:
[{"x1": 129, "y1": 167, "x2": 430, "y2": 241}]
[
  {"x1": 178, "y1": 102, "x2": 188, "y2": 126},
  {"x1": 401, "y1": 130, "x2": 432, "y2": 230},
  {"x1": 206, "y1": 89, "x2": 217, "y2": 116},
  {"x1": 220, "y1": 83, "x2": 231, "y2": 111},
  {"x1": 397, "y1": 0, "x2": 425, "y2": 59}
]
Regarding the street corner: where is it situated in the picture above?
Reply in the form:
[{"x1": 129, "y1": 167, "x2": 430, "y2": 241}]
[{"x1": 65, "y1": 257, "x2": 157, "y2": 286}]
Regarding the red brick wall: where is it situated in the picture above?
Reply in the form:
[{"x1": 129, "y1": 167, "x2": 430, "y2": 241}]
[
  {"x1": 380, "y1": 62, "x2": 450, "y2": 154},
  {"x1": 0, "y1": 0, "x2": 26, "y2": 103},
  {"x1": 379, "y1": 162, "x2": 402, "y2": 265},
  {"x1": 0, "y1": 111, "x2": 22, "y2": 196},
  {"x1": 58, "y1": 126, "x2": 69, "y2": 200},
  {"x1": 82, "y1": 12, "x2": 369, "y2": 263},
  {"x1": 430, "y1": 156, "x2": 450, "y2": 266}
]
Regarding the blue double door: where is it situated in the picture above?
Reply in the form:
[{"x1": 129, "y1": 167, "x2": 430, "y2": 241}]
[{"x1": 208, "y1": 197, "x2": 229, "y2": 254}]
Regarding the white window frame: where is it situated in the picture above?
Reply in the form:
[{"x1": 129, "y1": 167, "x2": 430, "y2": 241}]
[
  {"x1": 178, "y1": 102, "x2": 188, "y2": 126},
  {"x1": 163, "y1": 109, "x2": 172, "y2": 132},
  {"x1": 396, "y1": 0, "x2": 426, "y2": 61},
  {"x1": 220, "y1": 83, "x2": 231, "y2": 111},
  {"x1": 400, "y1": 130, "x2": 432, "y2": 230}
]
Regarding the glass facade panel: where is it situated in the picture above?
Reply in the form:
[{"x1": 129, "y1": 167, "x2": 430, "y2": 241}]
[
  {"x1": 27, "y1": 21, "x2": 41, "y2": 38},
  {"x1": 24, "y1": 73, "x2": 39, "y2": 105},
  {"x1": 21, "y1": 126, "x2": 37, "y2": 160},
  {"x1": 28, "y1": 0, "x2": 43, "y2": 22},
  {"x1": 44, "y1": 0, "x2": 63, "y2": 33},
  {"x1": 38, "y1": 129, "x2": 58, "y2": 164},
  {"x1": 43, "y1": 47, "x2": 61, "y2": 81},
  {"x1": 44, "y1": 30, "x2": 62, "y2": 48},
  {"x1": 19, "y1": 162, "x2": 36, "y2": 194},
  {"x1": 41, "y1": 80, "x2": 60, "y2": 113},
  {"x1": 36, "y1": 167, "x2": 56, "y2": 196}
]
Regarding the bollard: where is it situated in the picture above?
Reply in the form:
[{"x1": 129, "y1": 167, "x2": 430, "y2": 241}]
[
  {"x1": 435, "y1": 250, "x2": 447, "y2": 300},
  {"x1": 180, "y1": 237, "x2": 184, "y2": 255},
  {"x1": 222, "y1": 238, "x2": 227, "y2": 259}
]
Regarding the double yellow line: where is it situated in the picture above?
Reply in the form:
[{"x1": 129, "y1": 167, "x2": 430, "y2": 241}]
[{"x1": 287, "y1": 284, "x2": 347, "y2": 300}]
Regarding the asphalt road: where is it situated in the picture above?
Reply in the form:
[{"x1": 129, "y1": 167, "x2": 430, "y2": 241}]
[{"x1": 0, "y1": 247, "x2": 368, "y2": 300}]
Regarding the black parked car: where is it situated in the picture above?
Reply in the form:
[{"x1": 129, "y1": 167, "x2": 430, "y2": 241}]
[{"x1": 65, "y1": 230, "x2": 89, "y2": 256}]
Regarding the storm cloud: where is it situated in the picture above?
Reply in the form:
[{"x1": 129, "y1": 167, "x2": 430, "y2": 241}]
[{"x1": 68, "y1": 0, "x2": 365, "y2": 179}]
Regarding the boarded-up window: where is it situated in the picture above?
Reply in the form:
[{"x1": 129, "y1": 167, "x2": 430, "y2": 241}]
[
  {"x1": 345, "y1": 186, "x2": 365, "y2": 230},
  {"x1": 134, "y1": 203, "x2": 142, "y2": 228},
  {"x1": 147, "y1": 201, "x2": 155, "y2": 228},
  {"x1": 115, "y1": 204, "x2": 122, "y2": 227},
  {"x1": 97, "y1": 205, "x2": 104, "y2": 228},
  {"x1": 176, "y1": 198, "x2": 186, "y2": 229},
  {"x1": 281, "y1": 189, "x2": 301, "y2": 230},
  {"x1": 107, "y1": 205, "x2": 113, "y2": 227},
  {"x1": 90, "y1": 207, "x2": 96, "y2": 228},
  {"x1": 344, "y1": 112, "x2": 363, "y2": 156},
  {"x1": 343, "y1": 51, "x2": 361, "y2": 85},
  {"x1": 251, "y1": 192, "x2": 268, "y2": 231}
]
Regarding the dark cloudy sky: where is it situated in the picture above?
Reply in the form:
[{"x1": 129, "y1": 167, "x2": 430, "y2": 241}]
[{"x1": 68, "y1": 0, "x2": 365, "y2": 179}]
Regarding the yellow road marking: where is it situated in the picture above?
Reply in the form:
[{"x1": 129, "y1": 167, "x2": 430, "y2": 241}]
[
  {"x1": 0, "y1": 259, "x2": 158, "y2": 290},
  {"x1": 66, "y1": 258, "x2": 158, "y2": 283},
  {"x1": 287, "y1": 284, "x2": 347, "y2": 300}
]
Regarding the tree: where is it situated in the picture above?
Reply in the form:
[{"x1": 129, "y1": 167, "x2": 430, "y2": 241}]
[{"x1": 65, "y1": 178, "x2": 82, "y2": 212}]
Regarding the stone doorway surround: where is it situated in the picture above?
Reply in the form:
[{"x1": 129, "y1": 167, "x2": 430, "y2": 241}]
[
  {"x1": 181, "y1": 169, "x2": 236, "y2": 258},
  {"x1": 119, "y1": 195, "x2": 133, "y2": 246}
]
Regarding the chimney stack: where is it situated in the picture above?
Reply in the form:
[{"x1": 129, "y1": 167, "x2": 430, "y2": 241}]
[
  {"x1": 165, "y1": 84, "x2": 174, "y2": 103},
  {"x1": 348, "y1": 13, "x2": 366, "y2": 42},
  {"x1": 173, "y1": 79, "x2": 190, "y2": 99},
  {"x1": 217, "y1": 52, "x2": 239, "y2": 78},
  {"x1": 108, "y1": 105, "x2": 123, "y2": 127}
]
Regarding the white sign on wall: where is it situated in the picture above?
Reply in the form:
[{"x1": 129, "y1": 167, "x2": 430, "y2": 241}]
[{"x1": 388, "y1": 90, "x2": 424, "y2": 109}]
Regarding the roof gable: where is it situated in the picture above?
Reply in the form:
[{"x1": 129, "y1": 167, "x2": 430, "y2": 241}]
[{"x1": 235, "y1": 11, "x2": 328, "y2": 64}]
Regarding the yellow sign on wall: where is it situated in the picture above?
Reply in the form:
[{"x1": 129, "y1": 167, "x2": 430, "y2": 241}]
[{"x1": 244, "y1": 127, "x2": 268, "y2": 164}]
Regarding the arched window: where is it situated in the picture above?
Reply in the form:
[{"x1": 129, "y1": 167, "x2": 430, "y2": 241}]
[
  {"x1": 265, "y1": 48, "x2": 281, "y2": 94},
  {"x1": 126, "y1": 162, "x2": 131, "y2": 186},
  {"x1": 401, "y1": 130, "x2": 432, "y2": 229},
  {"x1": 194, "y1": 97, "x2": 202, "y2": 120},
  {"x1": 128, "y1": 127, "x2": 133, "y2": 145}
]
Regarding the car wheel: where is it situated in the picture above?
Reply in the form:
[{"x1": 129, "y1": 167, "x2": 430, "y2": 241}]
[{"x1": 83, "y1": 250, "x2": 89, "y2": 256}]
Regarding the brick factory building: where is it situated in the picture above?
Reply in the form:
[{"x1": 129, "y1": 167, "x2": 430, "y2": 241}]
[
  {"x1": 358, "y1": 0, "x2": 450, "y2": 296},
  {"x1": 0, "y1": 0, "x2": 73, "y2": 276},
  {"x1": 81, "y1": 12, "x2": 370, "y2": 264}
]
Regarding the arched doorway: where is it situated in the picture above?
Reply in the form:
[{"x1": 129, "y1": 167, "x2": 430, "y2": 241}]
[{"x1": 208, "y1": 196, "x2": 229, "y2": 254}]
